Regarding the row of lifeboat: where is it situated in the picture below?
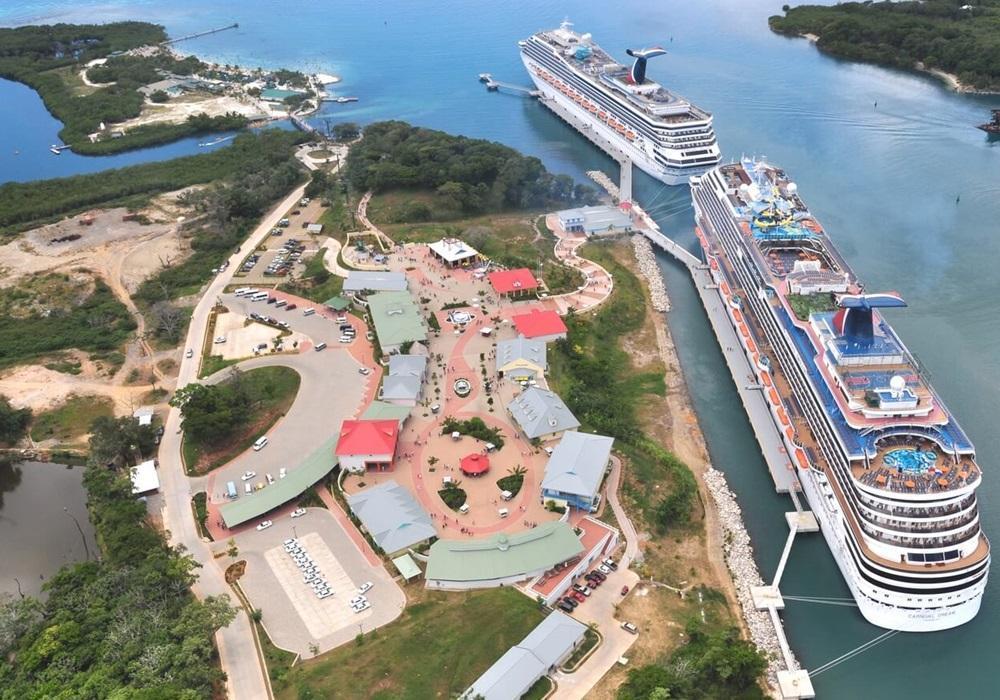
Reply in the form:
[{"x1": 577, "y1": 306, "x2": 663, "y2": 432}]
[
  {"x1": 708, "y1": 248, "x2": 812, "y2": 472},
  {"x1": 532, "y1": 66, "x2": 637, "y2": 142}
]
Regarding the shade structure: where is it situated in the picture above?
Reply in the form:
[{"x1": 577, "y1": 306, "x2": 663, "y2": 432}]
[{"x1": 460, "y1": 453, "x2": 490, "y2": 476}]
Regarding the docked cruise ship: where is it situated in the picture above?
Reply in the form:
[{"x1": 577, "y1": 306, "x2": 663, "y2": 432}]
[
  {"x1": 519, "y1": 22, "x2": 720, "y2": 185},
  {"x1": 691, "y1": 159, "x2": 989, "y2": 631}
]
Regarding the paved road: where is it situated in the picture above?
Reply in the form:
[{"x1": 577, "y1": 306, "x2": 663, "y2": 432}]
[{"x1": 158, "y1": 181, "x2": 310, "y2": 700}]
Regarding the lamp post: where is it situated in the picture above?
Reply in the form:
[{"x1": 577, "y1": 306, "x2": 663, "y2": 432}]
[{"x1": 63, "y1": 506, "x2": 91, "y2": 561}]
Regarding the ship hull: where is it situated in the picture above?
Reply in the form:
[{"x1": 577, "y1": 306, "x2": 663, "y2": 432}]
[
  {"x1": 797, "y1": 465, "x2": 986, "y2": 631},
  {"x1": 520, "y1": 54, "x2": 715, "y2": 187}
]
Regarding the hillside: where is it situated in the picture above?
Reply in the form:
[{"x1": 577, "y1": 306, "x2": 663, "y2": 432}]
[{"x1": 770, "y1": 1, "x2": 1000, "y2": 92}]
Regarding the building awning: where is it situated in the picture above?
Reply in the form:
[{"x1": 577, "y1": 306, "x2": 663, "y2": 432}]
[
  {"x1": 392, "y1": 553, "x2": 422, "y2": 580},
  {"x1": 130, "y1": 460, "x2": 159, "y2": 494},
  {"x1": 219, "y1": 435, "x2": 339, "y2": 528},
  {"x1": 324, "y1": 296, "x2": 351, "y2": 311},
  {"x1": 460, "y1": 453, "x2": 490, "y2": 476}
]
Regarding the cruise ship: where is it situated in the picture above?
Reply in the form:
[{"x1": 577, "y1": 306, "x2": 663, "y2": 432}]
[
  {"x1": 691, "y1": 159, "x2": 989, "y2": 632},
  {"x1": 519, "y1": 22, "x2": 720, "y2": 185}
]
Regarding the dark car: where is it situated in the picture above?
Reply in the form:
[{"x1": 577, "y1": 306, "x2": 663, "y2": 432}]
[
  {"x1": 558, "y1": 600, "x2": 575, "y2": 613},
  {"x1": 266, "y1": 297, "x2": 277, "y2": 304},
  {"x1": 561, "y1": 596, "x2": 578, "y2": 608},
  {"x1": 591, "y1": 570, "x2": 606, "y2": 582},
  {"x1": 286, "y1": 304, "x2": 297, "y2": 311}
]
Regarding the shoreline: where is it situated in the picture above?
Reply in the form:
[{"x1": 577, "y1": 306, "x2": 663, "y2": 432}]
[{"x1": 794, "y1": 32, "x2": 1000, "y2": 95}]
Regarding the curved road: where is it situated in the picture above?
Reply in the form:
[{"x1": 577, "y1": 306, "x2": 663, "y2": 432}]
[{"x1": 158, "y1": 181, "x2": 310, "y2": 700}]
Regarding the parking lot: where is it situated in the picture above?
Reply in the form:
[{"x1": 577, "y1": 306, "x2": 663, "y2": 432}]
[
  {"x1": 237, "y1": 509, "x2": 405, "y2": 654},
  {"x1": 236, "y1": 238, "x2": 314, "y2": 285}
]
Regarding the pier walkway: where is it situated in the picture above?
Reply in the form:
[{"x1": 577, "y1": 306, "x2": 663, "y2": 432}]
[{"x1": 160, "y1": 23, "x2": 238, "y2": 46}]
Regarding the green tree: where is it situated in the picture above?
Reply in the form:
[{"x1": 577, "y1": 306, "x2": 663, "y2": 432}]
[
  {"x1": 332, "y1": 121, "x2": 360, "y2": 141},
  {"x1": 0, "y1": 395, "x2": 31, "y2": 444},
  {"x1": 149, "y1": 89, "x2": 169, "y2": 103},
  {"x1": 88, "y1": 415, "x2": 155, "y2": 466}
]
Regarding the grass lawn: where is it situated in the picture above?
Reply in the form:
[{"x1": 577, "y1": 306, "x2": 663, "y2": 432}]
[
  {"x1": 277, "y1": 248, "x2": 344, "y2": 302},
  {"x1": 30, "y1": 394, "x2": 114, "y2": 443},
  {"x1": 191, "y1": 492, "x2": 212, "y2": 540},
  {"x1": 561, "y1": 628, "x2": 600, "y2": 671},
  {"x1": 182, "y1": 366, "x2": 300, "y2": 475},
  {"x1": 257, "y1": 621, "x2": 297, "y2": 691},
  {"x1": 277, "y1": 588, "x2": 545, "y2": 700},
  {"x1": 522, "y1": 675, "x2": 554, "y2": 700}
]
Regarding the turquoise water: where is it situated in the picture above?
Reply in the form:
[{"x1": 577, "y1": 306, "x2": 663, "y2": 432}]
[
  {"x1": 885, "y1": 449, "x2": 939, "y2": 473},
  {"x1": 3, "y1": 1, "x2": 1000, "y2": 696}
]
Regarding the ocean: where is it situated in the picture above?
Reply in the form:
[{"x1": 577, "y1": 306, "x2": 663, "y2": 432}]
[{"x1": 2, "y1": 1, "x2": 999, "y2": 696}]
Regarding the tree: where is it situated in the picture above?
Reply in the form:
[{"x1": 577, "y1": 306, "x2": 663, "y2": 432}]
[
  {"x1": 0, "y1": 395, "x2": 31, "y2": 444},
  {"x1": 332, "y1": 121, "x2": 359, "y2": 141},
  {"x1": 88, "y1": 415, "x2": 155, "y2": 466},
  {"x1": 227, "y1": 538, "x2": 239, "y2": 558},
  {"x1": 149, "y1": 89, "x2": 169, "y2": 103}
]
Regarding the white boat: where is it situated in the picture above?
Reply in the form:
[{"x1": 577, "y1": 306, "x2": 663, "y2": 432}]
[
  {"x1": 519, "y1": 21, "x2": 720, "y2": 186},
  {"x1": 691, "y1": 159, "x2": 989, "y2": 632}
]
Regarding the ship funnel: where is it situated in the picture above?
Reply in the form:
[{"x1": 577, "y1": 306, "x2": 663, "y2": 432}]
[
  {"x1": 833, "y1": 293, "x2": 907, "y2": 344},
  {"x1": 625, "y1": 47, "x2": 667, "y2": 84}
]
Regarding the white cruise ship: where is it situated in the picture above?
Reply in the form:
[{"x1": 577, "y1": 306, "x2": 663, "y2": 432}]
[
  {"x1": 519, "y1": 21, "x2": 721, "y2": 186},
  {"x1": 691, "y1": 159, "x2": 989, "y2": 632}
]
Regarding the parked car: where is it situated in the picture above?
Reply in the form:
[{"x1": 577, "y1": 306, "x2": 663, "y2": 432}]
[
  {"x1": 603, "y1": 558, "x2": 618, "y2": 571},
  {"x1": 621, "y1": 585, "x2": 630, "y2": 596},
  {"x1": 290, "y1": 508, "x2": 307, "y2": 518},
  {"x1": 214, "y1": 336, "x2": 227, "y2": 344},
  {"x1": 352, "y1": 601, "x2": 371, "y2": 613},
  {"x1": 317, "y1": 591, "x2": 333, "y2": 600},
  {"x1": 279, "y1": 467, "x2": 287, "y2": 479},
  {"x1": 241, "y1": 471, "x2": 257, "y2": 481},
  {"x1": 558, "y1": 600, "x2": 575, "y2": 613},
  {"x1": 621, "y1": 621, "x2": 639, "y2": 634},
  {"x1": 283, "y1": 538, "x2": 298, "y2": 547},
  {"x1": 572, "y1": 584, "x2": 591, "y2": 596},
  {"x1": 561, "y1": 596, "x2": 578, "y2": 609},
  {"x1": 571, "y1": 591, "x2": 587, "y2": 603},
  {"x1": 185, "y1": 348, "x2": 194, "y2": 358},
  {"x1": 256, "y1": 520, "x2": 273, "y2": 531},
  {"x1": 266, "y1": 473, "x2": 275, "y2": 485},
  {"x1": 349, "y1": 595, "x2": 367, "y2": 606},
  {"x1": 286, "y1": 303, "x2": 297, "y2": 311},
  {"x1": 599, "y1": 564, "x2": 612, "y2": 575},
  {"x1": 357, "y1": 581, "x2": 373, "y2": 594},
  {"x1": 358, "y1": 367, "x2": 371, "y2": 376}
]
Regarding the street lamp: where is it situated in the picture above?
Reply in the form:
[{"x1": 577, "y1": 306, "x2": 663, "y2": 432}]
[{"x1": 63, "y1": 507, "x2": 91, "y2": 561}]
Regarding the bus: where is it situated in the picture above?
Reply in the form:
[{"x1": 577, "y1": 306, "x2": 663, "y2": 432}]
[{"x1": 226, "y1": 481, "x2": 238, "y2": 500}]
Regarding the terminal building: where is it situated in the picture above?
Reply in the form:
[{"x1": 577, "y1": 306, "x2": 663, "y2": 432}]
[
  {"x1": 540, "y1": 431, "x2": 614, "y2": 512},
  {"x1": 556, "y1": 205, "x2": 634, "y2": 236}
]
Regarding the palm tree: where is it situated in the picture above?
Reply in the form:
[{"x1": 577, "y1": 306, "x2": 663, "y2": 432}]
[{"x1": 508, "y1": 465, "x2": 527, "y2": 477}]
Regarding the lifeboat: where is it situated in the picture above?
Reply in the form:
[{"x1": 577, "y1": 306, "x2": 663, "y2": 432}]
[
  {"x1": 598, "y1": 111, "x2": 607, "y2": 119},
  {"x1": 761, "y1": 372, "x2": 773, "y2": 388},
  {"x1": 732, "y1": 309, "x2": 744, "y2": 323},
  {"x1": 796, "y1": 450, "x2": 810, "y2": 469},
  {"x1": 778, "y1": 407, "x2": 790, "y2": 427},
  {"x1": 768, "y1": 388, "x2": 781, "y2": 406},
  {"x1": 746, "y1": 338, "x2": 757, "y2": 354},
  {"x1": 785, "y1": 426, "x2": 796, "y2": 442},
  {"x1": 626, "y1": 131, "x2": 636, "y2": 139},
  {"x1": 720, "y1": 281, "x2": 731, "y2": 296}
]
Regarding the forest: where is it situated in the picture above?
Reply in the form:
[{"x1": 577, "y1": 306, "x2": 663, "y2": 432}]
[
  {"x1": 770, "y1": 1, "x2": 1000, "y2": 91},
  {"x1": 0, "y1": 22, "x2": 245, "y2": 153},
  {"x1": 0, "y1": 129, "x2": 304, "y2": 235},
  {"x1": 0, "y1": 419, "x2": 235, "y2": 698},
  {"x1": 345, "y1": 121, "x2": 597, "y2": 212}
]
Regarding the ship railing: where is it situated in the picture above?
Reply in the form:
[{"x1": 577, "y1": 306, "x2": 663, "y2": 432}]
[{"x1": 859, "y1": 521, "x2": 980, "y2": 550}]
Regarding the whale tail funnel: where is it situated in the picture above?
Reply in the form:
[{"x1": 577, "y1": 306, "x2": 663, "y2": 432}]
[{"x1": 625, "y1": 47, "x2": 667, "y2": 84}]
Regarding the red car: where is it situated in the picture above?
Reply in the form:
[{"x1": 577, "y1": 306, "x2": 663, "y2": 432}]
[
  {"x1": 586, "y1": 580, "x2": 598, "y2": 589},
  {"x1": 571, "y1": 590, "x2": 587, "y2": 603},
  {"x1": 621, "y1": 585, "x2": 630, "y2": 596}
]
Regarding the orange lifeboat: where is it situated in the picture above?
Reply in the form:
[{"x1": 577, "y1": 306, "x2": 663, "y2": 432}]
[
  {"x1": 761, "y1": 372, "x2": 773, "y2": 387},
  {"x1": 732, "y1": 309, "x2": 744, "y2": 323},
  {"x1": 778, "y1": 407, "x2": 790, "y2": 427},
  {"x1": 796, "y1": 450, "x2": 810, "y2": 469},
  {"x1": 768, "y1": 388, "x2": 780, "y2": 406},
  {"x1": 746, "y1": 338, "x2": 757, "y2": 354}
]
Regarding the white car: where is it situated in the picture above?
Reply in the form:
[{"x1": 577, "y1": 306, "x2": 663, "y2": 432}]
[
  {"x1": 317, "y1": 591, "x2": 333, "y2": 600},
  {"x1": 356, "y1": 581, "x2": 373, "y2": 595},
  {"x1": 279, "y1": 467, "x2": 287, "y2": 479},
  {"x1": 352, "y1": 601, "x2": 371, "y2": 614},
  {"x1": 290, "y1": 508, "x2": 307, "y2": 518},
  {"x1": 266, "y1": 473, "x2": 275, "y2": 485},
  {"x1": 358, "y1": 367, "x2": 371, "y2": 376},
  {"x1": 339, "y1": 336, "x2": 352, "y2": 343},
  {"x1": 241, "y1": 471, "x2": 257, "y2": 481},
  {"x1": 256, "y1": 520, "x2": 273, "y2": 531},
  {"x1": 349, "y1": 595, "x2": 367, "y2": 606},
  {"x1": 185, "y1": 348, "x2": 194, "y2": 358},
  {"x1": 214, "y1": 336, "x2": 227, "y2": 344},
  {"x1": 283, "y1": 538, "x2": 298, "y2": 547}
]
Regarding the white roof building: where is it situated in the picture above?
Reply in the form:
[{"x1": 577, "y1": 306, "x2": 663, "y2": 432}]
[
  {"x1": 129, "y1": 460, "x2": 160, "y2": 495},
  {"x1": 428, "y1": 238, "x2": 480, "y2": 266},
  {"x1": 541, "y1": 431, "x2": 614, "y2": 509},
  {"x1": 507, "y1": 388, "x2": 580, "y2": 440},
  {"x1": 463, "y1": 611, "x2": 588, "y2": 700},
  {"x1": 346, "y1": 480, "x2": 436, "y2": 555}
]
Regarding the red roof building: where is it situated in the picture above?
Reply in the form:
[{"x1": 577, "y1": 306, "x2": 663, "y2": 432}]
[
  {"x1": 336, "y1": 419, "x2": 400, "y2": 473},
  {"x1": 488, "y1": 268, "x2": 539, "y2": 297},
  {"x1": 512, "y1": 309, "x2": 568, "y2": 342}
]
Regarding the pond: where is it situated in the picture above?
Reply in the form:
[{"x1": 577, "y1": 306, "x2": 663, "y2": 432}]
[{"x1": 0, "y1": 460, "x2": 97, "y2": 599}]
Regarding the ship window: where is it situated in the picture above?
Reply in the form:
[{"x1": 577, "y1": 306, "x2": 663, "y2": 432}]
[{"x1": 908, "y1": 552, "x2": 925, "y2": 563}]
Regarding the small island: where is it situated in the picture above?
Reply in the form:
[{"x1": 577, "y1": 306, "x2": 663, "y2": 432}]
[
  {"x1": 770, "y1": 1, "x2": 1000, "y2": 94},
  {"x1": 0, "y1": 21, "x2": 338, "y2": 155}
]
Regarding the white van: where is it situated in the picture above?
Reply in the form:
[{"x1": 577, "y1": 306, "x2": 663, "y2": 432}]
[
  {"x1": 500, "y1": 490, "x2": 513, "y2": 502},
  {"x1": 459, "y1": 504, "x2": 470, "y2": 514},
  {"x1": 234, "y1": 288, "x2": 251, "y2": 297},
  {"x1": 252, "y1": 436, "x2": 269, "y2": 451},
  {"x1": 245, "y1": 482, "x2": 253, "y2": 495},
  {"x1": 251, "y1": 292, "x2": 268, "y2": 302},
  {"x1": 498, "y1": 508, "x2": 510, "y2": 519},
  {"x1": 303, "y1": 308, "x2": 316, "y2": 316},
  {"x1": 315, "y1": 342, "x2": 327, "y2": 351}
]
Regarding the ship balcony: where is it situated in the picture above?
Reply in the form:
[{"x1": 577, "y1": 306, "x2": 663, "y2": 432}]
[
  {"x1": 858, "y1": 508, "x2": 980, "y2": 537},
  {"x1": 856, "y1": 491, "x2": 976, "y2": 519},
  {"x1": 859, "y1": 519, "x2": 981, "y2": 551},
  {"x1": 852, "y1": 445, "x2": 981, "y2": 499}
]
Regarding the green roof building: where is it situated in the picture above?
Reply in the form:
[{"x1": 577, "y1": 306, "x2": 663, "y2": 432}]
[
  {"x1": 426, "y1": 521, "x2": 583, "y2": 590},
  {"x1": 362, "y1": 400, "x2": 412, "y2": 424},
  {"x1": 219, "y1": 435, "x2": 338, "y2": 528},
  {"x1": 367, "y1": 291, "x2": 427, "y2": 353},
  {"x1": 323, "y1": 295, "x2": 351, "y2": 312}
]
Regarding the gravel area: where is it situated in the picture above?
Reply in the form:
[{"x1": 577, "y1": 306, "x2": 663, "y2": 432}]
[{"x1": 631, "y1": 234, "x2": 670, "y2": 312}]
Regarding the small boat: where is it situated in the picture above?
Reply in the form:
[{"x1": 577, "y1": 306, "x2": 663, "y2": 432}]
[
  {"x1": 335, "y1": 96, "x2": 358, "y2": 103},
  {"x1": 198, "y1": 135, "x2": 234, "y2": 147},
  {"x1": 976, "y1": 108, "x2": 1000, "y2": 135},
  {"x1": 49, "y1": 146, "x2": 62, "y2": 155}
]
